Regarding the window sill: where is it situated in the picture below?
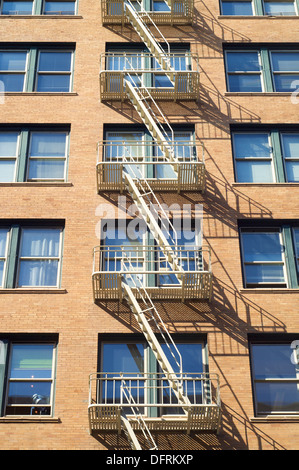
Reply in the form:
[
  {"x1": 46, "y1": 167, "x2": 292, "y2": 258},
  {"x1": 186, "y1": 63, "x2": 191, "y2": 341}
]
[
  {"x1": 0, "y1": 288, "x2": 67, "y2": 294},
  {"x1": 0, "y1": 182, "x2": 73, "y2": 187},
  {"x1": 232, "y1": 182, "x2": 299, "y2": 187},
  {"x1": 0, "y1": 15, "x2": 82, "y2": 19},
  {"x1": 240, "y1": 288, "x2": 299, "y2": 294},
  {"x1": 250, "y1": 416, "x2": 299, "y2": 423},
  {"x1": 225, "y1": 92, "x2": 293, "y2": 96},
  {"x1": 0, "y1": 417, "x2": 60, "y2": 423}
]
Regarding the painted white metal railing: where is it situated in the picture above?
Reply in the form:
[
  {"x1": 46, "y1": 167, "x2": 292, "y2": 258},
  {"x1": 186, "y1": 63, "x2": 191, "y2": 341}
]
[{"x1": 89, "y1": 372, "x2": 221, "y2": 409}]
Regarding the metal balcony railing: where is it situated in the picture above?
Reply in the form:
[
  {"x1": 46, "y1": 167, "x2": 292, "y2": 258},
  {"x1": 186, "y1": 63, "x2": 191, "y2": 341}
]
[
  {"x1": 101, "y1": 0, "x2": 194, "y2": 25},
  {"x1": 96, "y1": 139, "x2": 205, "y2": 193},
  {"x1": 88, "y1": 372, "x2": 221, "y2": 433},
  {"x1": 92, "y1": 244, "x2": 212, "y2": 300},
  {"x1": 99, "y1": 52, "x2": 200, "y2": 101}
]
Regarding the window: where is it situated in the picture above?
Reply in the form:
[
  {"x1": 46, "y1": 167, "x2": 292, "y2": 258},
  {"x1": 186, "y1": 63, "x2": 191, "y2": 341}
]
[
  {"x1": 102, "y1": 221, "x2": 201, "y2": 288},
  {"x1": 104, "y1": 127, "x2": 195, "y2": 180},
  {"x1": 0, "y1": 127, "x2": 69, "y2": 182},
  {"x1": 232, "y1": 128, "x2": 299, "y2": 183},
  {"x1": 220, "y1": 0, "x2": 254, "y2": 15},
  {"x1": 250, "y1": 337, "x2": 299, "y2": 415},
  {"x1": 0, "y1": 336, "x2": 57, "y2": 416},
  {"x1": 225, "y1": 50, "x2": 263, "y2": 92},
  {"x1": 99, "y1": 336, "x2": 208, "y2": 416},
  {"x1": 239, "y1": 223, "x2": 299, "y2": 288},
  {"x1": 105, "y1": 43, "x2": 191, "y2": 89},
  {"x1": 43, "y1": 1, "x2": 76, "y2": 15},
  {"x1": 0, "y1": 0, "x2": 76, "y2": 15},
  {"x1": 225, "y1": 47, "x2": 299, "y2": 92},
  {"x1": 263, "y1": 0, "x2": 297, "y2": 15},
  {"x1": 220, "y1": 0, "x2": 298, "y2": 15},
  {"x1": 0, "y1": 223, "x2": 63, "y2": 288},
  {"x1": 0, "y1": 50, "x2": 28, "y2": 92},
  {"x1": 0, "y1": 46, "x2": 74, "y2": 92},
  {"x1": 0, "y1": 1, "x2": 33, "y2": 14}
]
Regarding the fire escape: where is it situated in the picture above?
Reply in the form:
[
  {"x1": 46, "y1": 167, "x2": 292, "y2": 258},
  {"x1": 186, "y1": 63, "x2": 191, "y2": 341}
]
[{"x1": 89, "y1": 0, "x2": 221, "y2": 450}]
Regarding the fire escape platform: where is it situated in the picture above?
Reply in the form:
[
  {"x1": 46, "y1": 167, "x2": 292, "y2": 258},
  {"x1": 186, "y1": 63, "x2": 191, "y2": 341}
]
[
  {"x1": 88, "y1": 404, "x2": 221, "y2": 433},
  {"x1": 92, "y1": 272, "x2": 213, "y2": 301},
  {"x1": 101, "y1": 0, "x2": 194, "y2": 25}
]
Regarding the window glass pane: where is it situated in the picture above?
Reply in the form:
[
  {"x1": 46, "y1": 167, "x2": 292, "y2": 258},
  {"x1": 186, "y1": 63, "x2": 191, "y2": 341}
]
[
  {"x1": 9, "y1": 344, "x2": 54, "y2": 379},
  {"x1": 271, "y1": 52, "x2": 299, "y2": 72},
  {"x1": 18, "y1": 259, "x2": 59, "y2": 286},
  {"x1": 0, "y1": 51, "x2": 27, "y2": 71},
  {"x1": 20, "y1": 228, "x2": 60, "y2": 257},
  {"x1": 38, "y1": 51, "x2": 72, "y2": 72},
  {"x1": 228, "y1": 74, "x2": 262, "y2": 92},
  {"x1": 233, "y1": 133, "x2": 271, "y2": 158},
  {"x1": 245, "y1": 263, "x2": 285, "y2": 283},
  {"x1": 28, "y1": 159, "x2": 65, "y2": 180},
  {"x1": 0, "y1": 73, "x2": 25, "y2": 92},
  {"x1": 285, "y1": 161, "x2": 299, "y2": 182},
  {"x1": 0, "y1": 229, "x2": 8, "y2": 257},
  {"x1": 162, "y1": 343, "x2": 203, "y2": 374},
  {"x1": 0, "y1": 132, "x2": 19, "y2": 156},
  {"x1": 7, "y1": 381, "x2": 52, "y2": 405},
  {"x1": 226, "y1": 52, "x2": 261, "y2": 72},
  {"x1": 273, "y1": 74, "x2": 299, "y2": 92},
  {"x1": 102, "y1": 343, "x2": 145, "y2": 373},
  {"x1": 2, "y1": 1, "x2": 33, "y2": 14},
  {"x1": 44, "y1": 1, "x2": 75, "y2": 14},
  {"x1": 281, "y1": 133, "x2": 299, "y2": 157},
  {"x1": 255, "y1": 382, "x2": 299, "y2": 413},
  {"x1": 153, "y1": 1, "x2": 170, "y2": 11},
  {"x1": 242, "y1": 232, "x2": 283, "y2": 262},
  {"x1": 30, "y1": 132, "x2": 66, "y2": 157},
  {"x1": 36, "y1": 74, "x2": 70, "y2": 92},
  {"x1": 0, "y1": 160, "x2": 16, "y2": 182},
  {"x1": 264, "y1": 1, "x2": 296, "y2": 15},
  {"x1": 252, "y1": 344, "x2": 297, "y2": 379},
  {"x1": 0, "y1": 261, "x2": 4, "y2": 285},
  {"x1": 236, "y1": 160, "x2": 273, "y2": 182},
  {"x1": 221, "y1": 1, "x2": 253, "y2": 15}
]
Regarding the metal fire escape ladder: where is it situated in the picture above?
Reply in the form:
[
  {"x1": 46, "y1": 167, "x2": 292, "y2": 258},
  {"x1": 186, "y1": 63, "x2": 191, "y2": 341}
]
[{"x1": 125, "y1": 0, "x2": 175, "y2": 86}]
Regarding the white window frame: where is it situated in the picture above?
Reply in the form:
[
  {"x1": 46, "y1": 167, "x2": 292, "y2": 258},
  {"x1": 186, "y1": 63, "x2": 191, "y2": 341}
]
[
  {"x1": 16, "y1": 226, "x2": 63, "y2": 288},
  {"x1": 0, "y1": 228, "x2": 9, "y2": 288},
  {"x1": 225, "y1": 50, "x2": 265, "y2": 93},
  {"x1": 269, "y1": 50, "x2": 299, "y2": 92},
  {"x1": 4, "y1": 342, "x2": 57, "y2": 417},
  {"x1": 35, "y1": 49, "x2": 74, "y2": 93},
  {"x1": 26, "y1": 130, "x2": 68, "y2": 182},
  {"x1": 0, "y1": 131, "x2": 21, "y2": 183},
  {"x1": 232, "y1": 131, "x2": 276, "y2": 183},
  {"x1": 240, "y1": 228, "x2": 289, "y2": 288},
  {"x1": 0, "y1": 0, "x2": 34, "y2": 15},
  {"x1": 0, "y1": 49, "x2": 29, "y2": 92}
]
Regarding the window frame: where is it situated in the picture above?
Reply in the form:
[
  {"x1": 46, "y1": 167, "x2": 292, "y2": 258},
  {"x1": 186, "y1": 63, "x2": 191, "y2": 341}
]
[
  {"x1": 42, "y1": 0, "x2": 77, "y2": 15},
  {"x1": 0, "y1": 49, "x2": 29, "y2": 92},
  {"x1": 0, "y1": 46, "x2": 74, "y2": 93},
  {"x1": 0, "y1": 127, "x2": 70, "y2": 183},
  {"x1": 0, "y1": 336, "x2": 58, "y2": 418},
  {"x1": 0, "y1": 0, "x2": 34, "y2": 15},
  {"x1": 98, "y1": 335, "x2": 209, "y2": 417},
  {"x1": 240, "y1": 227, "x2": 289, "y2": 288},
  {"x1": 269, "y1": 49, "x2": 299, "y2": 92},
  {"x1": 0, "y1": 227, "x2": 9, "y2": 287},
  {"x1": 239, "y1": 223, "x2": 299, "y2": 289},
  {"x1": 220, "y1": 0, "x2": 299, "y2": 16},
  {"x1": 224, "y1": 49, "x2": 265, "y2": 93},
  {"x1": 0, "y1": 222, "x2": 64, "y2": 289},
  {"x1": 249, "y1": 338, "x2": 299, "y2": 416}
]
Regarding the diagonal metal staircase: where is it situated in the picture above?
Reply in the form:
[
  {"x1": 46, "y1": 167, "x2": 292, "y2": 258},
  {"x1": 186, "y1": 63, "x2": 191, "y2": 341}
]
[{"x1": 98, "y1": 0, "x2": 196, "y2": 450}]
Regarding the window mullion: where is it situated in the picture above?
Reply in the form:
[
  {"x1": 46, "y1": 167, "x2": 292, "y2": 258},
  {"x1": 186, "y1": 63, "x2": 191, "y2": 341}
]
[
  {"x1": 26, "y1": 47, "x2": 38, "y2": 92},
  {"x1": 260, "y1": 48, "x2": 273, "y2": 92},
  {"x1": 34, "y1": 0, "x2": 43, "y2": 14},
  {"x1": 282, "y1": 225, "x2": 298, "y2": 288},
  {"x1": 5, "y1": 226, "x2": 20, "y2": 288},
  {"x1": 16, "y1": 129, "x2": 29, "y2": 182},
  {"x1": 253, "y1": 0, "x2": 264, "y2": 15},
  {"x1": 270, "y1": 130, "x2": 285, "y2": 182}
]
